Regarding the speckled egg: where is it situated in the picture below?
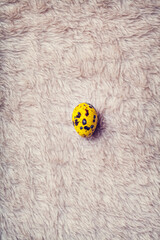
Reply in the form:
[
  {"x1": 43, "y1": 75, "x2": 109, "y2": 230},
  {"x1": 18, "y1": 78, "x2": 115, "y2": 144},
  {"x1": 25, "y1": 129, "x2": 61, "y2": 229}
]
[{"x1": 72, "y1": 103, "x2": 98, "y2": 138}]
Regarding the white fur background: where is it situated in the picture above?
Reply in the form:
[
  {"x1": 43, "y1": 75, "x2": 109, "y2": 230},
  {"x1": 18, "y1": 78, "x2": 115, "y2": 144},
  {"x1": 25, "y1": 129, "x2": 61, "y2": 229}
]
[{"x1": 0, "y1": 0, "x2": 160, "y2": 239}]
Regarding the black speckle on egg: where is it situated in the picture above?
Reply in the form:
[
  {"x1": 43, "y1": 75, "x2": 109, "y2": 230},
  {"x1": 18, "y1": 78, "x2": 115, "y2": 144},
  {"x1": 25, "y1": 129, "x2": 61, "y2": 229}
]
[
  {"x1": 84, "y1": 126, "x2": 90, "y2": 130},
  {"x1": 82, "y1": 119, "x2": 87, "y2": 125},
  {"x1": 80, "y1": 126, "x2": 83, "y2": 130},
  {"x1": 75, "y1": 119, "x2": 79, "y2": 126},
  {"x1": 85, "y1": 109, "x2": 89, "y2": 116},
  {"x1": 94, "y1": 115, "x2": 96, "y2": 119},
  {"x1": 93, "y1": 120, "x2": 95, "y2": 122},
  {"x1": 75, "y1": 112, "x2": 81, "y2": 118},
  {"x1": 91, "y1": 125, "x2": 94, "y2": 129},
  {"x1": 85, "y1": 102, "x2": 93, "y2": 108}
]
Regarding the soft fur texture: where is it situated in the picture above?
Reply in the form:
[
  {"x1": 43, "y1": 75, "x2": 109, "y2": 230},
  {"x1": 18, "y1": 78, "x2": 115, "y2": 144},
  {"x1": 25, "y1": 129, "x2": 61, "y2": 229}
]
[{"x1": 0, "y1": 0, "x2": 160, "y2": 239}]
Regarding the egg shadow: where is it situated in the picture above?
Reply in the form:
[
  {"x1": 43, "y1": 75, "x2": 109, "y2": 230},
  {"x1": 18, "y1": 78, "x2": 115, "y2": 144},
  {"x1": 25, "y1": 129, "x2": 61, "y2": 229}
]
[{"x1": 88, "y1": 111, "x2": 107, "y2": 140}]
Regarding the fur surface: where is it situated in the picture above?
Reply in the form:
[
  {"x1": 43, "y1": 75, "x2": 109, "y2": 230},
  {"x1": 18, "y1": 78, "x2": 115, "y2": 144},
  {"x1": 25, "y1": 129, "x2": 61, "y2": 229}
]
[{"x1": 0, "y1": 0, "x2": 160, "y2": 239}]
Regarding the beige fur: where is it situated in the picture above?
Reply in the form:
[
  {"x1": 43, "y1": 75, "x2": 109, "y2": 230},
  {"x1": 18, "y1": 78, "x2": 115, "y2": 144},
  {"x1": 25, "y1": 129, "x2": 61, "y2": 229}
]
[{"x1": 0, "y1": 0, "x2": 160, "y2": 239}]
